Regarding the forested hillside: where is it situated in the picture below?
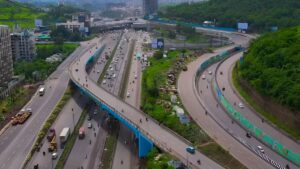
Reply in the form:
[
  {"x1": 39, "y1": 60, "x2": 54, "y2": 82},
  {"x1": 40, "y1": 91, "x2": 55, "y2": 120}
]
[
  {"x1": 238, "y1": 26, "x2": 300, "y2": 111},
  {"x1": 160, "y1": 0, "x2": 300, "y2": 32},
  {"x1": 0, "y1": 0, "x2": 44, "y2": 28}
]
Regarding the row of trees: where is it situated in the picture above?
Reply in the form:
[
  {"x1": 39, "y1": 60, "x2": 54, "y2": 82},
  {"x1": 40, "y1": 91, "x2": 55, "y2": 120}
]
[
  {"x1": 160, "y1": 0, "x2": 300, "y2": 32},
  {"x1": 50, "y1": 26, "x2": 86, "y2": 44},
  {"x1": 238, "y1": 26, "x2": 300, "y2": 111}
]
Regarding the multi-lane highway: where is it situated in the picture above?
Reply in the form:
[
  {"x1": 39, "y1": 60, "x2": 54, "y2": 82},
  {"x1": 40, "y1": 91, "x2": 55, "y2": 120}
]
[
  {"x1": 0, "y1": 42, "x2": 93, "y2": 169},
  {"x1": 69, "y1": 33, "x2": 225, "y2": 169},
  {"x1": 178, "y1": 32, "x2": 299, "y2": 169},
  {"x1": 111, "y1": 30, "x2": 150, "y2": 169},
  {"x1": 64, "y1": 31, "x2": 123, "y2": 169}
]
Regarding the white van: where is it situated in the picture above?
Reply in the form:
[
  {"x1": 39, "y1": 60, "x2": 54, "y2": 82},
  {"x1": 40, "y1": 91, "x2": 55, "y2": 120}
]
[{"x1": 39, "y1": 87, "x2": 45, "y2": 96}]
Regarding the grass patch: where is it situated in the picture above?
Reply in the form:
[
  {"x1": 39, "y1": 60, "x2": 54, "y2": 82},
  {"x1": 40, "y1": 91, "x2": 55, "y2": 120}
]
[
  {"x1": 142, "y1": 50, "x2": 210, "y2": 145},
  {"x1": 146, "y1": 148, "x2": 174, "y2": 169},
  {"x1": 142, "y1": 50, "x2": 246, "y2": 169},
  {"x1": 199, "y1": 142, "x2": 247, "y2": 169},
  {"x1": 119, "y1": 40, "x2": 136, "y2": 98},
  {"x1": 22, "y1": 86, "x2": 73, "y2": 169},
  {"x1": 55, "y1": 105, "x2": 88, "y2": 169},
  {"x1": 100, "y1": 123, "x2": 119, "y2": 169},
  {"x1": 0, "y1": 0, "x2": 45, "y2": 28},
  {"x1": 0, "y1": 86, "x2": 36, "y2": 123},
  {"x1": 233, "y1": 65, "x2": 300, "y2": 140}
]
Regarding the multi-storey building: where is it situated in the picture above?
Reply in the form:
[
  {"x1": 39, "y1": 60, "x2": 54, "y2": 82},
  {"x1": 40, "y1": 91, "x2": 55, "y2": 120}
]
[
  {"x1": 0, "y1": 25, "x2": 13, "y2": 87},
  {"x1": 56, "y1": 21, "x2": 85, "y2": 32},
  {"x1": 143, "y1": 0, "x2": 158, "y2": 16},
  {"x1": 11, "y1": 30, "x2": 36, "y2": 61}
]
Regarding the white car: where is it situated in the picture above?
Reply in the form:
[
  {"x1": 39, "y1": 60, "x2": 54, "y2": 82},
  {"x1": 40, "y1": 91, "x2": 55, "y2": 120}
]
[
  {"x1": 52, "y1": 152, "x2": 58, "y2": 159},
  {"x1": 103, "y1": 80, "x2": 106, "y2": 84},
  {"x1": 96, "y1": 70, "x2": 100, "y2": 73},
  {"x1": 208, "y1": 70, "x2": 213, "y2": 75},
  {"x1": 238, "y1": 103, "x2": 245, "y2": 108},
  {"x1": 126, "y1": 92, "x2": 130, "y2": 98},
  {"x1": 201, "y1": 75, "x2": 206, "y2": 80},
  {"x1": 88, "y1": 122, "x2": 92, "y2": 129},
  {"x1": 257, "y1": 146, "x2": 265, "y2": 153}
]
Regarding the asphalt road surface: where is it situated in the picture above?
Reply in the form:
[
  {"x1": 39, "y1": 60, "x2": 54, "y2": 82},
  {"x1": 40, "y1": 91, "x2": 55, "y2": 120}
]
[
  {"x1": 69, "y1": 31, "x2": 224, "y2": 169},
  {"x1": 64, "y1": 31, "x2": 122, "y2": 169},
  {"x1": 214, "y1": 51, "x2": 299, "y2": 168},
  {"x1": 0, "y1": 43, "x2": 91, "y2": 169},
  {"x1": 25, "y1": 38, "x2": 103, "y2": 169},
  {"x1": 178, "y1": 32, "x2": 297, "y2": 169},
  {"x1": 111, "y1": 30, "x2": 150, "y2": 169}
]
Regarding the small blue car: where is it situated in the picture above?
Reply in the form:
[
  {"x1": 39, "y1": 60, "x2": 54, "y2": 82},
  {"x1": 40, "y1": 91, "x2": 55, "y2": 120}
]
[{"x1": 186, "y1": 146, "x2": 196, "y2": 154}]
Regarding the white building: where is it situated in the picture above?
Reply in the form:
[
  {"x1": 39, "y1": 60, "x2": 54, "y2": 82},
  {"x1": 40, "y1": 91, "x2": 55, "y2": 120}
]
[{"x1": 56, "y1": 21, "x2": 84, "y2": 32}]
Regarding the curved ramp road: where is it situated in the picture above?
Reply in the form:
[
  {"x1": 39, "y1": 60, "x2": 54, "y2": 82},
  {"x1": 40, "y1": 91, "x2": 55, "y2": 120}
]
[
  {"x1": 69, "y1": 43, "x2": 224, "y2": 169},
  {"x1": 178, "y1": 45, "x2": 272, "y2": 169}
]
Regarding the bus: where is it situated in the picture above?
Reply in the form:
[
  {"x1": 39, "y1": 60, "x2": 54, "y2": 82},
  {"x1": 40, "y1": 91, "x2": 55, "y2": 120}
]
[{"x1": 39, "y1": 87, "x2": 45, "y2": 96}]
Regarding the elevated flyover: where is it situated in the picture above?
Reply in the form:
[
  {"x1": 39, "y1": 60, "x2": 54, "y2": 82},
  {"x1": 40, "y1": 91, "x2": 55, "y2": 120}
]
[{"x1": 68, "y1": 41, "x2": 224, "y2": 169}]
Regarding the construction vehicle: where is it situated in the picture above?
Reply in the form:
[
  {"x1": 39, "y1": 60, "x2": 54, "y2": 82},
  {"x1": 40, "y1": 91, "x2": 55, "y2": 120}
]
[
  {"x1": 47, "y1": 129, "x2": 56, "y2": 142},
  {"x1": 11, "y1": 108, "x2": 32, "y2": 125},
  {"x1": 48, "y1": 135, "x2": 57, "y2": 152}
]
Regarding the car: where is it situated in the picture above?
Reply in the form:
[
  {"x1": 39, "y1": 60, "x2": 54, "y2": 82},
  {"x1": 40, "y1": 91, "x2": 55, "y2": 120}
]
[
  {"x1": 246, "y1": 132, "x2": 251, "y2": 138},
  {"x1": 257, "y1": 146, "x2": 265, "y2": 153},
  {"x1": 97, "y1": 70, "x2": 100, "y2": 73},
  {"x1": 88, "y1": 122, "x2": 92, "y2": 129},
  {"x1": 238, "y1": 103, "x2": 244, "y2": 108},
  {"x1": 93, "y1": 110, "x2": 97, "y2": 115},
  {"x1": 126, "y1": 92, "x2": 130, "y2": 98},
  {"x1": 201, "y1": 75, "x2": 206, "y2": 80},
  {"x1": 208, "y1": 70, "x2": 213, "y2": 75},
  {"x1": 87, "y1": 115, "x2": 91, "y2": 121},
  {"x1": 103, "y1": 80, "x2": 106, "y2": 84},
  {"x1": 186, "y1": 146, "x2": 196, "y2": 154},
  {"x1": 134, "y1": 74, "x2": 137, "y2": 79},
  {"x1": 52, "y1": 152, "x2": 58, "y2": 159}
]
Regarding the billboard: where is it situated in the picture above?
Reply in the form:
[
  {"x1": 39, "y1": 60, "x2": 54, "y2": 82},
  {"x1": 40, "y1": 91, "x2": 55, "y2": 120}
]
[
  {"x1": 237, "y1": 23, "x2": 248, "y2": 30},
  {"x1": 35, "y1": 19, "x2": 43, "y2": 27},
  {"x1": 151, "y1": 39, "x2": 164, "y2": 49},
  {"x1": 157, "y1": 38, "x2": 164, "y2": 49},
  {"x1": 151, "y1": 39, "x2": 158, "y2": 49}
]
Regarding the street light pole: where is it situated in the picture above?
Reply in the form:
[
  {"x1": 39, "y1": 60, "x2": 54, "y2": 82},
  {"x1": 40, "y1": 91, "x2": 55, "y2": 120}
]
[{"x1": 72, "y1": 108, "x2": 75, "y2": 132}]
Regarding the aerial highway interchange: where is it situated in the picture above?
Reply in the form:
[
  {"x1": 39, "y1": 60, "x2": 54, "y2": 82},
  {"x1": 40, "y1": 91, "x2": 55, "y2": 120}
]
[{"x1": 0, "y1": 23, "x2": 299, "y2": 169}]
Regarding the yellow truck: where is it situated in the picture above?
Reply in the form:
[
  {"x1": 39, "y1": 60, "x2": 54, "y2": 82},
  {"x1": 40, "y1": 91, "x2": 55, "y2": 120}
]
[
  {"x1": 11, "y1": 108, "x2": 32, "y2": 125},
  {"x1": 48, "y1": 135, "x2": 57, "y2": 152}
]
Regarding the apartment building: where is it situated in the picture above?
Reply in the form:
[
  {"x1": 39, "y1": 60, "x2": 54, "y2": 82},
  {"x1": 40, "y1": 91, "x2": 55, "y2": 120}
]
[{"x1": 0, "y1": 25, "x2": 13, "y2": 87}]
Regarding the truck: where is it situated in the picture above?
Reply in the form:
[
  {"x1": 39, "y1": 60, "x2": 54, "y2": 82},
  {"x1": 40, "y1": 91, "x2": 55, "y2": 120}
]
[
  {"x1": 59, "y1": 127, "x2": 70, "y2": 144},
  {"x1": 38, "y1": 87, "x2": 45, "y2": 96},
  {"x1": 48, "y1": 135, "x2": 57, "y2": 152},
  {"x1": 47, "y1": 129, "x2": 56, "y2": 142},
  {"x1": 78, "y1": 127, "x2": 85, "y2": 139},
  {"x1": 11, "y1": 108, "x2": 32, "y2": 125}
]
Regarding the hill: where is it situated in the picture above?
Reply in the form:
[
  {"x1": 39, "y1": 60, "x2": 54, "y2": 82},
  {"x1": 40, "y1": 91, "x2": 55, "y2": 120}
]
[
  {"x1": 0, "y1": 0, "x2": 44, "y2": 28},
  {"x1": 238, "y1": 26, "x2": 300, "y2": 112},
  {"x1": 160, "y1": 0, "x2": 300, "y2": 32}
]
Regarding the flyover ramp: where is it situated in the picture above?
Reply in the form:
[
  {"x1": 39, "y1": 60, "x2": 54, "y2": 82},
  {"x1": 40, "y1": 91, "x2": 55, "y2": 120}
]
[{"x1": 69, "y1": 41, "x2": 224, "y2": 169}]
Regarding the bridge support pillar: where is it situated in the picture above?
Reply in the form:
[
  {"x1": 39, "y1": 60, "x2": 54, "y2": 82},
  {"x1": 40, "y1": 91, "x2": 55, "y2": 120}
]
[{"x1": 138, "y1": 133, "x2": 153, "y2": 157}]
